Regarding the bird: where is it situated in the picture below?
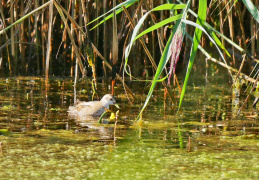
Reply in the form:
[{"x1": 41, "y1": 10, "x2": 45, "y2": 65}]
[{"x1": 68, "y1": 94, "x2": 119, "y2": 117}]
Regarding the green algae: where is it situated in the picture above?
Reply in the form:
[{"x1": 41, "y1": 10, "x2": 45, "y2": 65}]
[
  {"x1": 0, "y1": 129, "x2": 11, "y2": 136},
  {"x1": 0, "y1": 133, "x2": 258, "y2": 179},
  {"x1": 0, "y1": 77, "x2": 258, "y2": 179}
]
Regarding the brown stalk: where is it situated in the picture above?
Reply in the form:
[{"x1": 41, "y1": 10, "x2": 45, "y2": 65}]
[
  {"x1": 70, "y1": 0, "x2": 75, "y2": 77},
  {"x1": 54, "y1": 0, "x2": 85, "y2": 74},
  {"x1": 235, "y1": 2, "x2": 246, "y2": 47},
  {"x1": 80, "y1": 0, "x2": 88, "y2": 32},
  {"x1": 151, "y1": 1, "x2": 155, "y2": 66},
  {"x1": 225, "y1": 0, "x2": 235, "y2": 65},
  {"x1": 10, "y1": 0, "x2": 15, "y2": 74},
  {"x1": 142, "y1": 0, "x2": 165, "y2": 53},
  {"x1": 20, "y1": 2, "x2": 26, "y2": 73},
  {"x1": 79, "y1": 0, "x2": 97, "y2": 89},
  {"x1": 218, "y1": 0, "x2": 225, "y2": 50},
  {"x1": 164, "y1": 87, "x2": 167, "y2": 115},
  {"x1": 231, "y1": 54, "x2": 246, "y2": 89},
  {"x1": 160, "y1": 0, "x2": 164, "y2": 44},
  {"x1": 257, "y1": 0, "x2": 259, "y2": 57},
  {"x1": 103, "y1": 0, "x2": 108, "y2": 60},
  {"x1": 54, "y1": 1, "x2": 86, "y2": 37},
  {"x1": 122, "y1": 5, "x2": 158, "y2": 72},
  {"x1": 0, "y1": 7, "x2": 12, "y2": 73},
  {"x1": 45, "y1": 0, "x2": 53, "y2": 86},
  {"x1": 91, "y1": 43, "x2": 134, "y2": 99},
  {"x1": 41, "y1": 0, "x2": 46, "y2": 73},
  {"x1": 79, "y1": 2, "x2": 83, "y2": 53},
  {"x1": 206, "y1": 55, "x2": 255, "y2": 83},
  {"x1": 55, "y1": 0, "x2": 92, "y2": 100},
  {"x1": 34, "y1": 0, "x2": 40, "y2": 75},
  {"x1": 28, "y1": 3, "x2": 32, "y2": 73},
  {"x1": 56, "y1": 0, "x2": 71, "y2": 70},
  {"x1": 112, "y1": 0, "x2": 118, "y2": 95},
  {"x1": 250, "y1": 18, "x2": 255, "y2": 57},
  {"x1": 237, "y1": 72, "x2": 259, "y2": 115},
  {"x1": 174, "y1": 74, "x2": 181, "y2": 94},
  {"x1": 96, "y1": 0, "x2": 99, "y2": 51}
]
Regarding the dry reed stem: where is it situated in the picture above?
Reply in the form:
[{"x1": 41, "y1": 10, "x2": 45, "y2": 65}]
[
  {"x1": 91, "y1": 42, "x2": 134, "y2": 99},
  {"x1": 45, "y1": 0, "x2": 53, "y2": 86}
]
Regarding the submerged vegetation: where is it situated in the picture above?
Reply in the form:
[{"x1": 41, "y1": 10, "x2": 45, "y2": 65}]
[{"x1": 0, "y1": 77, "x2": 258, "y2": 179}]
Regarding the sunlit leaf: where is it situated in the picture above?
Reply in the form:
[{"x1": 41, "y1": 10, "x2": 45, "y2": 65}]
[
  {"x1": 135, "y1": 15, "x2": 183, "y2": 41},
  {"x1": 178, "y1": 0, "x2": 207, "y2": 111},
  {"x1": 0, "y1": 2, "x2": 50, "y2": 35},
  {"x1": 125, "y1": 3, "x2": 186, "y2": 77},
  {"x1": 210, "y1": 31, "x2": 231, "y2": 57},
  {"x1": 87, "y1": 0, "x2": 138, "y2": 30},
  {"x1": 152, "y1": 4, "x2": 186, "y2": 11},
  {"x1": 242, "y1": 0, "x2": 259, "y2": 23},
  {"x1": 182, "y1": 20, "x2": 232, "y2": 77},
  {"x1": 134, "y1": 2, "x2": 190, "y2": 121}
]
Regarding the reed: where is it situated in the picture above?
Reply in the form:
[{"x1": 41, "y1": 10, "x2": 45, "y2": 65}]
[
  {"x1": 0, "y1": 0, "x2": 258, "y2": 117},
  {"x1": 45, "y1": 0, "x2": 53, "y2": 86},
  {"x1": 0, "y1": 0, "x2": 257, "y2": 76}
]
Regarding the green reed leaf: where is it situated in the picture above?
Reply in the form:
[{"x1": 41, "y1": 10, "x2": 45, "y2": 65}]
[
  {"x1": 87, "y1": 0, "x2": 137, "y2": 30},
  {"x1": 178, "y1": 0, "x2": 207, "y2": 111},
  {"x1": 135, "y1": 14, "x2": 183, "y2": 41},
  {"x1": 242, "y1": 0, "x2": 259, "y2": 23},
  {"x1": 134, "y1": 1, "x2": 190, "y2": 121}
]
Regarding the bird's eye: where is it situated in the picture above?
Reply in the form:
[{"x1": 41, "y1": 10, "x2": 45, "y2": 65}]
[{"x1": 110, "y1": 98, "x2": 113, "y2": 101}]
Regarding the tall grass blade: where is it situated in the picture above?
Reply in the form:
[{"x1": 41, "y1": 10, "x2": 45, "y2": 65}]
[
  {"x1": 242, "y1": 0, "x2": 259, "y2": 23},
  {"x1": 177, "y1": 0, "x2": 242, "y2": 56},
  {"x1": 132, "y1": 1, "x2": 190, "y2": 121},
  {"x1": 135, "y1": 14, "x2": 183, "y2": 41},
  {"x1": 178, "y1": 0, "x2": 207, "y2": 111},
  {"x1": 0, "y1": 1, "x2": 50, "y2": 35},
  {"x1": 87, "y1": 0, "x2": 138, "y2": 30},
  {"x1": 182, "y1": 19, "x2": 232, "y2": 77},
  {"x1": 151, "y1": 4, "x2": 186, "y2": 11},
  {"x1": 90, "y1": 8, "x2": 124, "y2": 31},
  {"x1": 124, "y1": 4, "x2": 186, "y2": 77},
  {"x1": 184, "y1": 2, "x2": 245, "y2": 54},
  {"x1": 209, "y1": 31, "x2": 231, "y2": 57}
]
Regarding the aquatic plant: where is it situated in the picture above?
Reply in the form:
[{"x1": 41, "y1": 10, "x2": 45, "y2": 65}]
[{"x1": 0, "y1": 0, "x2": 259, "y2": 118}]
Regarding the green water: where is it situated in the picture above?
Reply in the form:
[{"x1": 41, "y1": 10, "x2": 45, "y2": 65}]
[{"x1": 0, "y1": 74, "x2": 258, "y2": 179}]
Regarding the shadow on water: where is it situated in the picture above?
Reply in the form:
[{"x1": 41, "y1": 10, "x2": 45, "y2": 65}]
[{"x1": 0, "y1": 75, "x2": 258, "y2": 179}]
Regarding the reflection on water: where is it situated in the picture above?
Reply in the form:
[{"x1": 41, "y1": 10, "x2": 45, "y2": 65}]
[{"x1": 0, "y1": 76, "x2": 258, "y2": 179}]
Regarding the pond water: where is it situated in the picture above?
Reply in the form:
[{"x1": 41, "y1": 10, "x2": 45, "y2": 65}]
[{"x1": 0, "y1": 67, "x2": 258, "y2": 179}]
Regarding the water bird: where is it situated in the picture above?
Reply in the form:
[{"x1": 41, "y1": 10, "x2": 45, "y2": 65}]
[{"x1": 68, "y1": 94, "x2": 119, "y2": 116}]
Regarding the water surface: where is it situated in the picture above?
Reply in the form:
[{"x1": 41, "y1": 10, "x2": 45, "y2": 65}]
[{"x1": 0, "y1": 73, "x2": 258, "y2": 179}]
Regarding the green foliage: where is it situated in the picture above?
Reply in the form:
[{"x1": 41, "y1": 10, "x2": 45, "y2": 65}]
[
  {"x1": 178, "y1": 0, "x2": 207, "y2": 111},
  {"x1": 135, "y1": 14, "x2": 183, "y2": 41},
  {"x1": 87, "y1": 0, "x2": 138, "y2": 30},
  {"x1": 242, "y1": 0, "x2": 259, "y2": 23},
  {"x1": 123, "y1": 2, "x2": 189, "y2": 121},
  {"x1": 0, "y1": 129, "x2": 11, "y2": 136}
]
